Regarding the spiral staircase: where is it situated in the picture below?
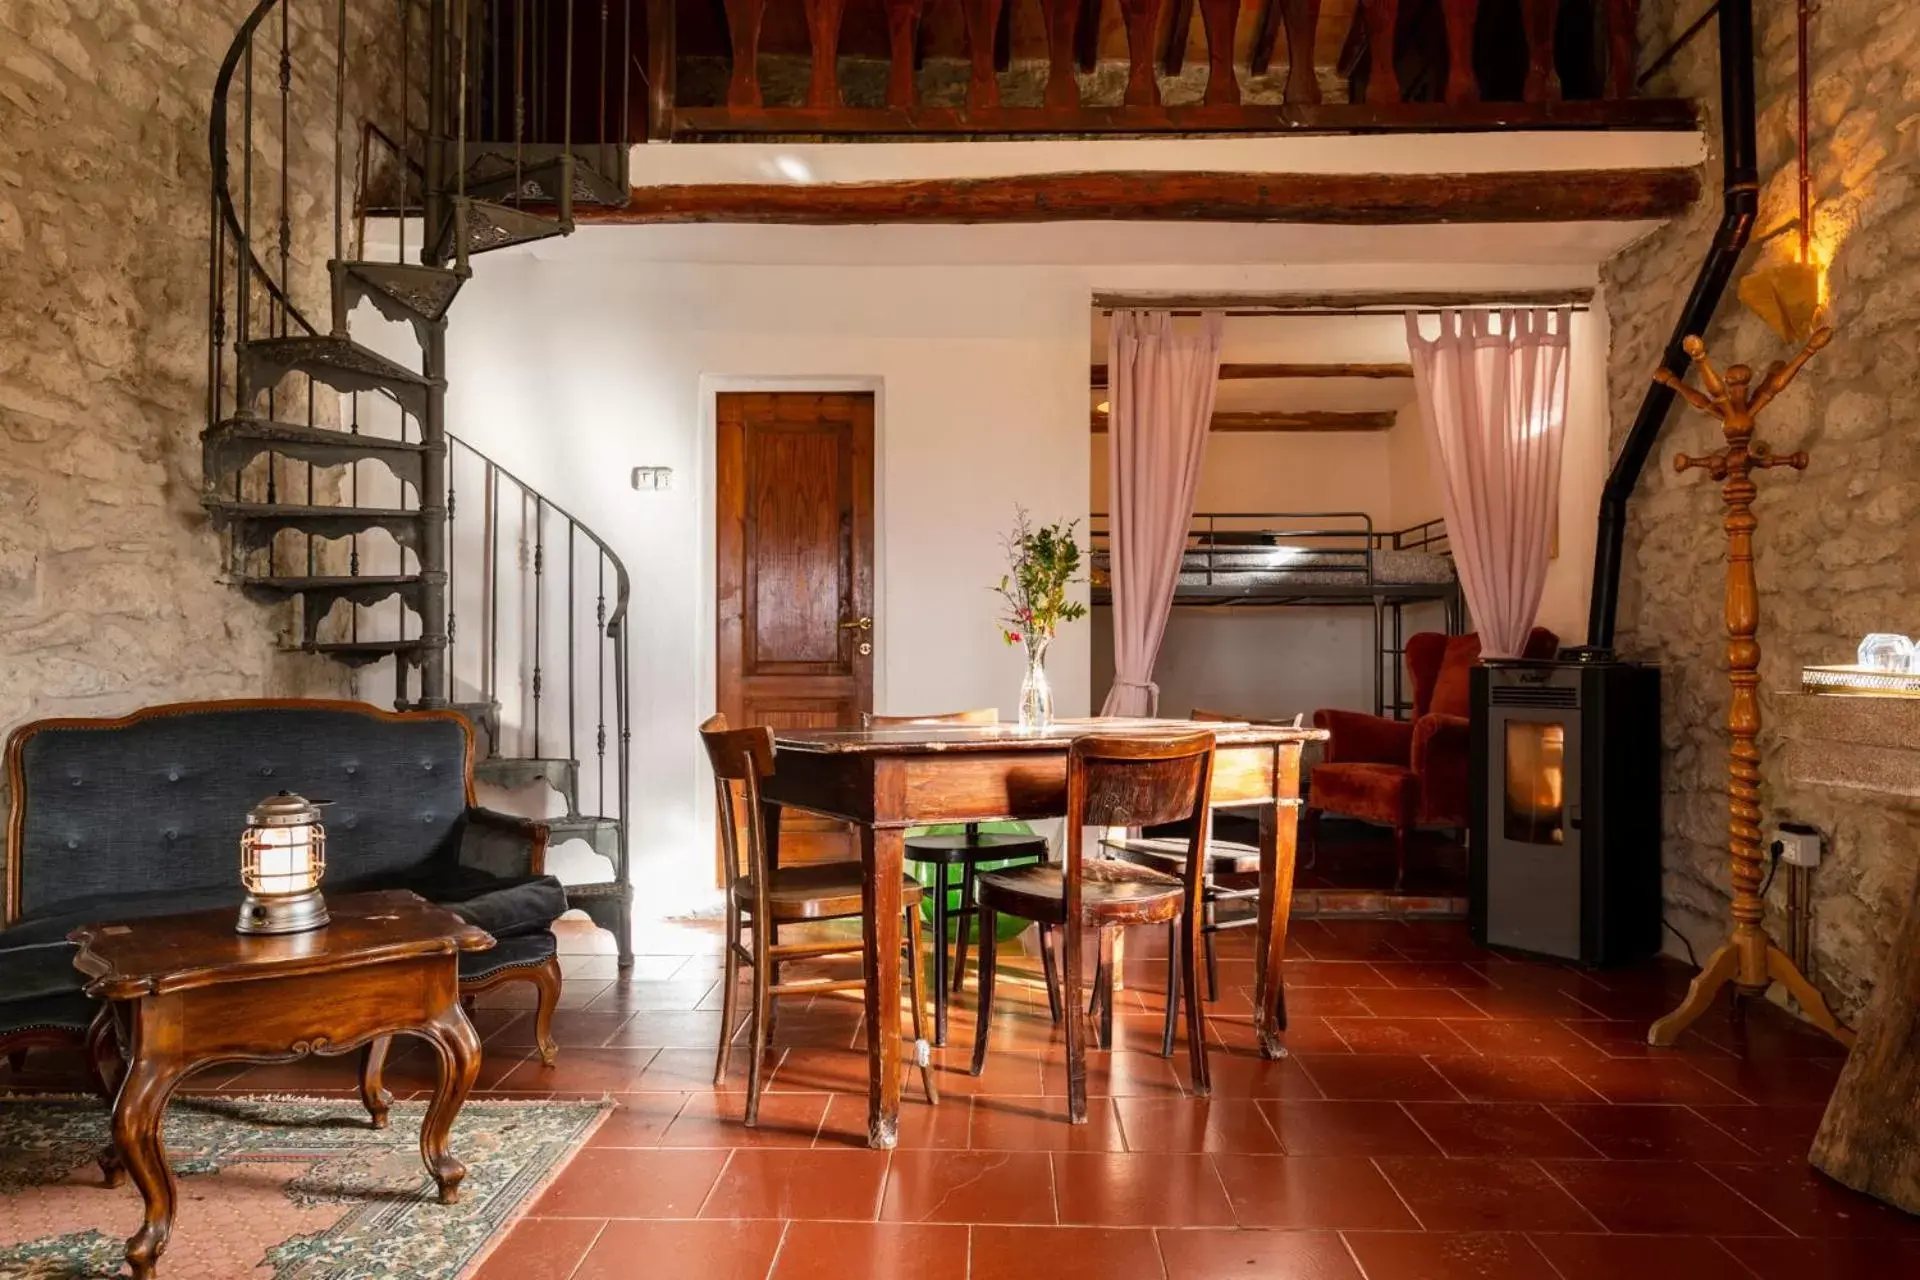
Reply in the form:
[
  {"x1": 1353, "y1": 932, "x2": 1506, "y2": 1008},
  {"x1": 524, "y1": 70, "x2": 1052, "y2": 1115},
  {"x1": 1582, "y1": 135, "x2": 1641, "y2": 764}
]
[{"x1": 201, "y1": 0, "x2": 638, "y2": 964}]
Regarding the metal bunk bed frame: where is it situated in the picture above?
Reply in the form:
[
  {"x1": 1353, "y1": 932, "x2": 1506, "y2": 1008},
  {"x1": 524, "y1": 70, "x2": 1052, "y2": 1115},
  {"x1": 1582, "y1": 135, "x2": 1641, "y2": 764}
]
[{"x1": 1088, "y1": 511, "x2": 1467, "y2": 719}]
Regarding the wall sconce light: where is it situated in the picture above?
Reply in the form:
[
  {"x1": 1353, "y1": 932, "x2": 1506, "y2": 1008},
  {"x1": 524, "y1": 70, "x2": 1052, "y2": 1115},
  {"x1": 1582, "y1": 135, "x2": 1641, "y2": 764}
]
[{"x1": 236, "y1": 791, "x2": 330, "y2": 935}]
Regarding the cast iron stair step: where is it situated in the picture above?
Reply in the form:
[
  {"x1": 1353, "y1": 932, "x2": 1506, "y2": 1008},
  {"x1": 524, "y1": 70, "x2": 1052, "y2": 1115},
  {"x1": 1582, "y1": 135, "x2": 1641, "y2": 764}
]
[
  {"x1": 238, "y1": 335, "x2": 441, "y2": 423},
  {"x1": 545, "y1": 813, "x2": 622, "y2": 862},
  {"x1": 204, "y1": 502, "x2": 425, "y2": 556},
  {"x1": 460, "y1": 153, "x2": 573, "y2": 205},
  {"x1": 336, "y1": 260, "x2": 467, "y2": 330},
  {"x1": 460, "y1": 143, "x2": 628, "y2": 206},
  {"x1": 236, "y1": 574, "x2": 425, "y2": 645},
  {"x1": 446, "y1": 197, "x2": 568, "y2": 261},
  {"x1": 438, "y1": 699, "x2": 503, "y2": 757},
  {"x1": 302, "y1": 638, "x2": 436, "y2": 668},
  {"x1": 204, "y1": 418, "x2": 428, "y2": 494},
  {"x1": 474, "y1": 756, "x2": 579, "y2": 809}
]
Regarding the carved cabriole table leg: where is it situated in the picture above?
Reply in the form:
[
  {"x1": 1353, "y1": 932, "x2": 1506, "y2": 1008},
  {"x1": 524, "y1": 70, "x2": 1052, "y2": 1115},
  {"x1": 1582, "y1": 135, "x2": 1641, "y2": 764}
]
[
  {"x1": 111, "y1": 997, "x2": 190, "y2": 1280},
  {"x1": 419, "y1": 1001, "x2": 483, "y2": 1203},
  {"x1": 360, "y1": 1035, "x2": 394, "y2": 1130}
]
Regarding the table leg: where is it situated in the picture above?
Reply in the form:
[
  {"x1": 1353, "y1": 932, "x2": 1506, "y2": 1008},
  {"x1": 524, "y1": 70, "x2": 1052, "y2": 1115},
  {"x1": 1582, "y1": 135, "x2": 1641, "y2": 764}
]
[
  {"x1": 360, "y1": 1036, "x2": 393, "y2": 1130},
  {"x1": 420, "y1": 1005, "x2": 482, "y2": 1204},
  {"x1": 862, "y1": 824, "x2": 905, "y2": 1150},
  {"x1": 1252, "y1": 797, "x2": 1300, "y2": 1059},
  {"x1": 113, "y1": 1052, "x2": 187, "y2": 1280}
]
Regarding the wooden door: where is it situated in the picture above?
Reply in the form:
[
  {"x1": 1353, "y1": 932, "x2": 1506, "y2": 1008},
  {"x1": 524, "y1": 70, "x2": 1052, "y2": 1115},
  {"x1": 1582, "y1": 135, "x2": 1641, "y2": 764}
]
[{"x1": 716, "y1": 391, "x2": 875, "y2": 868}]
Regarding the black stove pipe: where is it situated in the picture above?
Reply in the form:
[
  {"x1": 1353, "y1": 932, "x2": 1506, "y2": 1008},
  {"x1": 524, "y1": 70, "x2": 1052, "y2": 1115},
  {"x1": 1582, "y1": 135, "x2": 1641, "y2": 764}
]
[{"x1": 1586, "y1": 0, "x2": 1758, "y2": 652}]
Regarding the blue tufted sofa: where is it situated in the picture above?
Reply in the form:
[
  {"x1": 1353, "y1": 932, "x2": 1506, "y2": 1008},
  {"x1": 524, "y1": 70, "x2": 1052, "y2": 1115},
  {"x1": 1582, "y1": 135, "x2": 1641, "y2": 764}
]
[{"x1": 0, "y1": 699, "x2": 569, "y2": 1088}]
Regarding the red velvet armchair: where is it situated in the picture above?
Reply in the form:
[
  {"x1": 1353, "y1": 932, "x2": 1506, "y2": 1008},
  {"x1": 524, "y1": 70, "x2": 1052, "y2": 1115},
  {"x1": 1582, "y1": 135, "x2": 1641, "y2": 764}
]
[{"x1": 1306, "y1": 628, "x2": 1558, "y2": 890}]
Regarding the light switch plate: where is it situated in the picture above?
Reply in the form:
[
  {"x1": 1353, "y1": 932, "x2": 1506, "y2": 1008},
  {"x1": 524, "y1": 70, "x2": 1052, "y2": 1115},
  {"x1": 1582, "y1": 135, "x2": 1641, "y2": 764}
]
[{"x1": 631, "y1": 466, "x2": 673, "y2": 491}]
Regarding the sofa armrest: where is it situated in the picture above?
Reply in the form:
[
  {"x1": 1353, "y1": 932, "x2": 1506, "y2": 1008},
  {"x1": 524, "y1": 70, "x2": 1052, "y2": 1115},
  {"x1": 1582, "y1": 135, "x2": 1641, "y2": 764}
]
[
  {"x1": 459, "y1": 808, "x2": 551, "y2": 879},
  {"x1": 1313, "y1": 709, "x2": 1416, "y2": 766},
  {"x1": 1411, "y1": 713, "x2": 1472, "y2": 826}
]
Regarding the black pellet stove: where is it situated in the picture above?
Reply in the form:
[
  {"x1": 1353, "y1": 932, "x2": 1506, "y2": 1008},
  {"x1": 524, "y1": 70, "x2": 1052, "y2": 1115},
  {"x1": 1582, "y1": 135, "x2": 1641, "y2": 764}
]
[{"x1": 1468, "y1": 651, "x2": 1662, "y2": 966}]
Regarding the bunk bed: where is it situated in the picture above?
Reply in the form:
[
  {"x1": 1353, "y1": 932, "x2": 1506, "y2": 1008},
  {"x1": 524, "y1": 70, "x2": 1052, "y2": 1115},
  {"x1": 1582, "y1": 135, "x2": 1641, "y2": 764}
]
[{"x1": 1088, "y1": 512, "x2": 1466, "y2": 719}]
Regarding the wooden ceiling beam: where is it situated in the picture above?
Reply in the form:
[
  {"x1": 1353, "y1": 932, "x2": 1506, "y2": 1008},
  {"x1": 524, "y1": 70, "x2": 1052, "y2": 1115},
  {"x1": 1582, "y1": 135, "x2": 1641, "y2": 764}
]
[
  {"x1": 1092, "y1": 287, "x2": 1594, "y2": 311},
  {"x1": 1090, "y1": 409, "x2": 1398, "y2": 433},
  {"x1": 1090, "y1": 361, "x2": 1413, "y2": 387},
  {"x1": 594, "y1": 169, "x2": 1698, "y2": 226}
]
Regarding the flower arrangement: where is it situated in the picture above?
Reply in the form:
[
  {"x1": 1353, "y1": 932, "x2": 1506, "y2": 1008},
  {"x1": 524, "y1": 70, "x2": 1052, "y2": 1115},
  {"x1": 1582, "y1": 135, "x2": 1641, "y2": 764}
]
[
  {"x1": 995, "y1": 509, "x2": 1089, "y2": 649},
  {"x1": 994, "y1": 509, "x2": 1088, "y2": 731}
]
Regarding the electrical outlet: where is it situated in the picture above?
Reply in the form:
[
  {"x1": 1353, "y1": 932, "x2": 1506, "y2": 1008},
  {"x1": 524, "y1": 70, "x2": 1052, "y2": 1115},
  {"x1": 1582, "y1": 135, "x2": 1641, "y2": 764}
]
[
  {"x1": 1774, "y1": 821, "x2": 1822, "y2": 868},
  {"x1": 631, "y1": 466, "x2": 673, "y2": 492}
]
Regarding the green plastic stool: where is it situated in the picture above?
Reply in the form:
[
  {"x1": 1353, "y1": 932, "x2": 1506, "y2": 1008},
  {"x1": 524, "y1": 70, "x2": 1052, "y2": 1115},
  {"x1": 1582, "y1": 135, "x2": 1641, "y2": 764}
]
[{"x1": 905, "y1": 821, "x2": 1051, "y2": 1046}]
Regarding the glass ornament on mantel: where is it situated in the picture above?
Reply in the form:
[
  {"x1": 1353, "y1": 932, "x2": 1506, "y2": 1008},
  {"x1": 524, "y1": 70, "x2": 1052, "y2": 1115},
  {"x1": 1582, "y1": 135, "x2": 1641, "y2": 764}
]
[{"x1": 1857, "y1": 633, "x2": 1915, "y2": 673}]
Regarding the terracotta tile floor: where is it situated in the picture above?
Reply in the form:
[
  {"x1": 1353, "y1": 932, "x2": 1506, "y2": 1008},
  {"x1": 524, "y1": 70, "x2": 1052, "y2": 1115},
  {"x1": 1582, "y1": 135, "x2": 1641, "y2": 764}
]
[{"x1": 11, "y1": 914, "x2": 1917, "y2": 1279}]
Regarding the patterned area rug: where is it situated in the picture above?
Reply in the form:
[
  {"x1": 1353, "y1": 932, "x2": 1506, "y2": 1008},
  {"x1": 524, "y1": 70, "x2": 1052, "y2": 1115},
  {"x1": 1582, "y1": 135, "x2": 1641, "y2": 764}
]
[{"x1": 0, "y1": 1096, "x2": 608, "y2": 1279}]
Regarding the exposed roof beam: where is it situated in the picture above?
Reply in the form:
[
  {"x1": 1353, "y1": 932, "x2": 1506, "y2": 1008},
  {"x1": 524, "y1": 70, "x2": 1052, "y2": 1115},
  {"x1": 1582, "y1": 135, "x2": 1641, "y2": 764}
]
[
  {"x1": 1090, "y1": 361, "x2": 1414, "y2": 387},
  {"x1": 594, "y1": 169, "x2": 1698, "y2": 226},
  {"x1": 1092, "y1": 287, "x2": 1595, "y2": 312},
  {"x1": 1090, "y1": 409, "x2": 1398, "y2": 433}
]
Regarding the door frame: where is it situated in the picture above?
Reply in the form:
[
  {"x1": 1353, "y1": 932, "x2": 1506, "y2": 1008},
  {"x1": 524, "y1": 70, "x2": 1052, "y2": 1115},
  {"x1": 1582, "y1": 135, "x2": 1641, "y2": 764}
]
[{"x1": 696, "y1": 374, "x2": 887, "y2": 856}]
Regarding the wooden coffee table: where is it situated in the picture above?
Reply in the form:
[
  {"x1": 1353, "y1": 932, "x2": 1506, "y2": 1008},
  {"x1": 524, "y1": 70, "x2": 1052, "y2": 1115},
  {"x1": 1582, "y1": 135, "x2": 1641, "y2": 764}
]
[{"x1": 70, "y1": 889, "x2": 493, "y2": 1280}]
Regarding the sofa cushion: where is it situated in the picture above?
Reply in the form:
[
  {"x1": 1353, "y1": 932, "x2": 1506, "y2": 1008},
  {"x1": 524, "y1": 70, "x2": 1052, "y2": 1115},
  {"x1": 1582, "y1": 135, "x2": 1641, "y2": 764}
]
[
  {"x1": 9, "y1": 702, "x2": 472, "y2": 921},
  {"x1": 0, "y1": 885, "x2": 251, "y2": 950},
  {"x1": 0, "y1": 991, "x2": 94, "y2": 1037},
  {"x1": 0, "y1": 939, "x2": 89, "y2": 1004},
  {"x1": 459, "y1": 928, "x2": 558, "y2": 983},
  {"x1": 407, "y1": 869, "x2": 567, "y2": 940}
]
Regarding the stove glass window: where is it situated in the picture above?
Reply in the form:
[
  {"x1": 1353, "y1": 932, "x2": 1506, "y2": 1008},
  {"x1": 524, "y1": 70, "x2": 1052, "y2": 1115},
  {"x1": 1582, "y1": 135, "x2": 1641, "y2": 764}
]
[{"x1": 1504, "y1": 720, "x2": 1566, "y2": 846}]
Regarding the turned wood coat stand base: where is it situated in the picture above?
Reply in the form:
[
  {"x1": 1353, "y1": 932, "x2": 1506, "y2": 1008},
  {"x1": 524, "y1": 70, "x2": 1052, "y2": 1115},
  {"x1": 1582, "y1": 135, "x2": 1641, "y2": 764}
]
[{"x1": 70, "y1": 890, "x2": 493, "y2": 1280}]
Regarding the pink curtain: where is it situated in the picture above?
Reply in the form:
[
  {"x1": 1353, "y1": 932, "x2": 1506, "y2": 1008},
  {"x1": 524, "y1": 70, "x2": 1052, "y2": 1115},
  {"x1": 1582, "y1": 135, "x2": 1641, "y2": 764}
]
[
  {"x1": 1406, "y1": 308, "x2": 1572, "y2": 658},
  {"x1": 1101, "y1": 310, "x2": 1225, "y2": 716}
]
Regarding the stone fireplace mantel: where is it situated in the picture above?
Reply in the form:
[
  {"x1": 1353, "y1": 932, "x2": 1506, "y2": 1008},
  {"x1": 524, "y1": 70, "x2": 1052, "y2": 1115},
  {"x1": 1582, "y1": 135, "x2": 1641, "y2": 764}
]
[{"x1": 1777, "y1": 690, "x2": 1920, "y2": 1216}]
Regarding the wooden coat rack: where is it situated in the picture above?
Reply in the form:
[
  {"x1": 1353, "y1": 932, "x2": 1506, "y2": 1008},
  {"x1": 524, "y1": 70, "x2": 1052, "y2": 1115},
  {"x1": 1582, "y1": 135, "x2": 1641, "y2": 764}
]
[{"x1": 1645, "y1": 328, "x2": 1855, "y2": 1049}]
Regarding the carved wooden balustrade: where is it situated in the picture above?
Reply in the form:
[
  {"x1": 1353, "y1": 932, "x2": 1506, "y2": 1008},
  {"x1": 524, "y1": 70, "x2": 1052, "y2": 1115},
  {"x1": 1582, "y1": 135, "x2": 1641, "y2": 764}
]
[{"x1": 646, "y1": 0, "x2": 1691, "y2": 138}]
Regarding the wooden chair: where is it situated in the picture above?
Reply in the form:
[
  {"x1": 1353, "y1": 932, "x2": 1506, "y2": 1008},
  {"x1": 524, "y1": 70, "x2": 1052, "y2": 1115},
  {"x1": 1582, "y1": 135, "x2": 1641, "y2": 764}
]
[
  {"x1": 701, "y1": 714, "x2": 938, "y2": 1123},
  {"x1": 971, "y1": 731, "x2": 1217, "y2": 1123},
  {"x1": 866, "y1": 709, "x2": 1055, "y2": 1045},
  {"x1": 1102, "y1": 707, "x2": 1279, "y2": 1000}
]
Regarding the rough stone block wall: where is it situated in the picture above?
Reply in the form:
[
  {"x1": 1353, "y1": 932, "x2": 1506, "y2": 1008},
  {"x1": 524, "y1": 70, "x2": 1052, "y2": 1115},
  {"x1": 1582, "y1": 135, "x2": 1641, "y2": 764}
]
[
  {"x1": 1603, "y1": 2, "x2": 1920, "y2": 1021},
  {"x1": 0, "y1": 2, "x2": 411, "y2": 878}
]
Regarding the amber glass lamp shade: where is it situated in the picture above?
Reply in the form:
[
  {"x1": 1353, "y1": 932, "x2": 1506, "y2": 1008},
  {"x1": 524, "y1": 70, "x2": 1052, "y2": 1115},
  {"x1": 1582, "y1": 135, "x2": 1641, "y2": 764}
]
[{"x1": 236, "y1": 791, "x2": 330, "y2": 935}]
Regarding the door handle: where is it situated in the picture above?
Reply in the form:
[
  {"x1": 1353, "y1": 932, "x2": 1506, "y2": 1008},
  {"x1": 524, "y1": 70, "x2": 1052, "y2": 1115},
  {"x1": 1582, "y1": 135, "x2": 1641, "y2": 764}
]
[{"x1": 839, "y1": 617, "x2": 873, "y2": 631}]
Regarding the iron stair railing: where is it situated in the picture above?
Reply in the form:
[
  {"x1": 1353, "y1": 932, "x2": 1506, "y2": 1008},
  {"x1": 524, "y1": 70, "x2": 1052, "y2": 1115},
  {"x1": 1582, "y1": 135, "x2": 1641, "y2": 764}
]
[{"x1": 200, "y1": 0, "x2": 636, "y2": 964}]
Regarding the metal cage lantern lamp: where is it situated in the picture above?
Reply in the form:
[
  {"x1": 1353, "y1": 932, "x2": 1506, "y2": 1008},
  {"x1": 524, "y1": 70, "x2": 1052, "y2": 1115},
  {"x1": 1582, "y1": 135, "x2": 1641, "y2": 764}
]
[{"x1": 236, "y1": 791, "x2": 330, "y2": 935}]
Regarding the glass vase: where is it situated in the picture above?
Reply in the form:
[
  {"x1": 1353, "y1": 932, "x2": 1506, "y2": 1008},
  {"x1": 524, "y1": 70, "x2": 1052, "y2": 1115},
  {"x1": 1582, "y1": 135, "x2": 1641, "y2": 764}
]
[{"x1": 1018, "y1": 637, "x2": 1054, "y2": 733}]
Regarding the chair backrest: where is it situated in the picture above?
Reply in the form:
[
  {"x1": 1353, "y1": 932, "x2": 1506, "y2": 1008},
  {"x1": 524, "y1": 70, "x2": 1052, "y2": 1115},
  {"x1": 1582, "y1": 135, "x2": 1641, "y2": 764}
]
[
  {"x1": 1064, "y1": 732, "x2": 1216, "y2": 920},
  {"x1": 699, "y1": 713, "x2": 776, "y2": 888},
  {"x1": 864, "y1": 708, "x2": 999, "y2": 727},
  {"x1": 1407, "y1": 628, "x2": 1559, "y2": 719}
]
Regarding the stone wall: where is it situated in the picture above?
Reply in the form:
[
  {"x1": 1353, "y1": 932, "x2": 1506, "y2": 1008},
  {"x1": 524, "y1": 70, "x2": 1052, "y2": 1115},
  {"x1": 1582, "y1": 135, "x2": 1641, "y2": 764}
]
[
  {"x1": 1603, "y1": 2, "x2": 1920, "y2": 1021},
  {"x1": 0, "y1": 3, "x2": 410, "y2": 868}
]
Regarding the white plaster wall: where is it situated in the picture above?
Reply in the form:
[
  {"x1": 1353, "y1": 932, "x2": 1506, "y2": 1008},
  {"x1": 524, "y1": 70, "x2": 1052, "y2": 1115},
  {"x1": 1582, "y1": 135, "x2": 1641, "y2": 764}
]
[{"x1": 438, "y1": 234, "x2": 1608, "y2": 913}]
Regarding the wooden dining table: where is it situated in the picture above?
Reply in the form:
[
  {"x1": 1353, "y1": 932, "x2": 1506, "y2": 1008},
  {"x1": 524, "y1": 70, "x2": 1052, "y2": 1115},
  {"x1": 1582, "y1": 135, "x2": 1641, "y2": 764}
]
[{"x1": 761, "y1": 716, "x2": 1325, "y2": 1150}]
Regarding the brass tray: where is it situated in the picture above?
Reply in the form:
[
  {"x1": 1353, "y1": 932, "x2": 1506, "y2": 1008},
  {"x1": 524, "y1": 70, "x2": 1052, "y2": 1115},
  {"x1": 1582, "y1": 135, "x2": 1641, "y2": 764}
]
[{"x1": 1801, "y1": 664, "x2": 1920, "y2": 697}]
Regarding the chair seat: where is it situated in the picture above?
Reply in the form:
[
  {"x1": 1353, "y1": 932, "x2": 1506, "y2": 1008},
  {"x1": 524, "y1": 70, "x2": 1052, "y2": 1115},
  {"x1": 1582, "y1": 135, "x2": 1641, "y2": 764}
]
[
  {"x1": 903, "y1": 831, "x2": 1048, "y2": 864},
  {"x1": 1101, "y1": 837, "x2": 1261, "y2": 878},
  {"x1": 976, "y1": 859, "x2": 1184, "y2": 926},
  {"x1": 459, "y1": 928, "x2": 558, "y2": 982},
  {"x1": 731, "y1": 864, "x2": 925, "y2": 922},
  {"x1": 1308, "y1": 762, "x2": 1419, "y2": 825}
]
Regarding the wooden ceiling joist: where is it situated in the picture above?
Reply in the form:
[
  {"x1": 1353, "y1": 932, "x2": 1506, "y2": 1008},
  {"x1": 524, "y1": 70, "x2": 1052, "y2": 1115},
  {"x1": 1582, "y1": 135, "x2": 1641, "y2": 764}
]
[
  {"x1": 1090, "y1": 361, "x2": 1412, "y2": 387},
  {"x1": 1090, "y1": 409, "x2": 1397, "y2": 433},
  {"x1": 594, "y1": 170, "x2": 1698, "y2": 226},
  {"x1": 1092, "y1": 288, "x2": 1596, "y2": 312}
]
